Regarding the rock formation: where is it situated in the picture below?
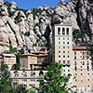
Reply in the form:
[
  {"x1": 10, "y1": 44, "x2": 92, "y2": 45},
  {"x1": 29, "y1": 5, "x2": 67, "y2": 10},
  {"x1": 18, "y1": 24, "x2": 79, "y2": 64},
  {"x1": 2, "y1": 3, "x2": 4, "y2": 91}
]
[
  {"x1": 0, "y1": 0, "x2": 93, "y2": 53},
  {"x1": 0, "y1": 1, "x2": 54, "y2": 53}
]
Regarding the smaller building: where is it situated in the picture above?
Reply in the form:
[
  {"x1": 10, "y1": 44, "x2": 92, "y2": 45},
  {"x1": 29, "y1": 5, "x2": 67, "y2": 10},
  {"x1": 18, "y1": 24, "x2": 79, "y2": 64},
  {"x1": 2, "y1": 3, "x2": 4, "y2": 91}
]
[
  {"x1": 2, "y1": 54, "x2": 16, "y2": 70},
  {"x1": 20, "y1": 51, "x2": 48, "y2": 70},
  {"x1": 10, "y1": 70, "x2": 47, "y2": 89},
  {"x1": 73, "y1": 46, "x2": 93, "y2": 93}
]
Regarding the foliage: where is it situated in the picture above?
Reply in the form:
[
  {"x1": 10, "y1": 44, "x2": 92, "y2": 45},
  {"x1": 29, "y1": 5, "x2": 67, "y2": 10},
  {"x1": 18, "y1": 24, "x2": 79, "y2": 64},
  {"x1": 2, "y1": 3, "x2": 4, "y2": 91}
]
[
  {"x1": 11, "y1": 63, "x2": 21, "y2": 70},
  {"x1": 0, "y1": 61, "x2": 26, "y2": 93},
  {"x1": 28, "y1": 62, "x2": 72, "y2": 93}
]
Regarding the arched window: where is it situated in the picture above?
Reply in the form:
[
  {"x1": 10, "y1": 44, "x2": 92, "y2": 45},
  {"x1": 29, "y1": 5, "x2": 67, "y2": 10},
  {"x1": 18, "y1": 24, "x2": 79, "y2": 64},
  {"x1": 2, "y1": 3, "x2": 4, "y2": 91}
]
[
  {"x1": 87, "y1": 66, "x2": 89, "y2": 71},
  {"x1": 62, "y1": 28, "x2": 65, "y2": 35},
  {"x1": 75, "y1": 66, "x2": 77, "y2": 71},
  {"x1": 67, "y1": 28, "x2": 69, "y2": 35},
  {"x1": 58, "y1": 27, "x2": 60, "y2": 34},
  {"x1": 39, "y1": 71, "x2": 43, "y2": 76}
]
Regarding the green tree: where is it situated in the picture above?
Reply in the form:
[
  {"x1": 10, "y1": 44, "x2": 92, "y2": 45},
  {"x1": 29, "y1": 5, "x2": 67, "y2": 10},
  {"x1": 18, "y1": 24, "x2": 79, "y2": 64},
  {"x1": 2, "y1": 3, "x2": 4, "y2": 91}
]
[
  {"x1": 28, "y1": 62, "x2": 72, "y2": 93},
  {"x1": 0, "y1": 61, "x2": 13, "y2": 93},
  {"x1": 0, "y1": 61, "x2": 26, "y2": 93}
]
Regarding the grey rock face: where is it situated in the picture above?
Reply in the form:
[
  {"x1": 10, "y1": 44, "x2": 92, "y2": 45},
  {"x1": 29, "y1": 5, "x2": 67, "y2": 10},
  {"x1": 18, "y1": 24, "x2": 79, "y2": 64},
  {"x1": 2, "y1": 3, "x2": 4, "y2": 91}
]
[
  {"x1": 0, "y1": 1, "x2": 54, "y2": 53},
  {"x1": 52, "y1": 0, "x2": 93, "y2": 32}
]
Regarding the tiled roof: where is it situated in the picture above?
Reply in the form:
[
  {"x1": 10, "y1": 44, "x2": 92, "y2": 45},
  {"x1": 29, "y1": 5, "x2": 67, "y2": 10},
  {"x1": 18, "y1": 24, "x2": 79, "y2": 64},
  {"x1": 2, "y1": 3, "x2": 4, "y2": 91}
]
[
  {"x1": 32, "y1": 51, "x2": 46, "y2": 54},
  {"x1": 20, "y1": 54, "x2": 35, "y2": 56},
  {"x1": 73, "y1": 46, "x2": 87, "y2": 50}
]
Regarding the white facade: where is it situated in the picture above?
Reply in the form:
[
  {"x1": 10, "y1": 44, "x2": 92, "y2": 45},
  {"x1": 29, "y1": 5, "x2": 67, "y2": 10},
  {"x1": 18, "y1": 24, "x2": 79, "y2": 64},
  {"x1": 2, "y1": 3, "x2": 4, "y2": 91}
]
[{"x1": 52, "y1": 24, "x2": 73, "y2": 88}]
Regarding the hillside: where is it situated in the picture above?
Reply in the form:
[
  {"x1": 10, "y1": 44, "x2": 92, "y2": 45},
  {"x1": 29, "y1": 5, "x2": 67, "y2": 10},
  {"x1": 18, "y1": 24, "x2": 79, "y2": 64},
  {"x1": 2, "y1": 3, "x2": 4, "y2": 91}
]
[
  {"x1": 0, "y1": 0, "x2": 54, "y2": 53},
  {"x1": 0, "y1": 0, "x2": 93, "y2": 53}
]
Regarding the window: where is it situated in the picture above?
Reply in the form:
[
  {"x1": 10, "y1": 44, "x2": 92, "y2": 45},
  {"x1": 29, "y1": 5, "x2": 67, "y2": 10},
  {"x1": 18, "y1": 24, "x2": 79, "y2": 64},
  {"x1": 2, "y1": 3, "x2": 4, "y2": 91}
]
[
  {"x1": 67, "y1": 28, "x2": 69, "y2": 35},
  {"x1": 68, "y1": 51, "x2": 69, "y2": 53},
  {"x1": 67, "y1": 46, "x2": 69, "y2": 49},
  {"x1": 59, "y1": 60, "x2": 61, "y2": 63},
  {"x1": 58, "y1": 37, "x2": 60, "y2": 40},
  {"x1": 81, "y1": 66, "x2": 82, "y2": 68},
  {"x1": 87, "y1": 56, "x2": 89, "y2": 59},
  {"x1": 63, "y1": 60, "x2": 65, "y2": 64},
  {"x1": 59, "y1": 51, "x2": 60, "y2": 53},
  {"x1": 58, "y1": 27, "x2": 60, "y2": 34},
  {"x1": 75, "y1": 73, "x2": 77, "y2": 76},
  {"x1": 74, "y1": 56, "x2": 76, "y2": 59},
  {"x1": 81, "y1": 69, "x2": 82, "y2": 71},
  {"x1": 87, "y1": 66, "x2": 89, "y2": 71},
  {"x1": 23, "y1": 65, "x2": 25, "y2": 67},
  {"x1": 75, "y1": 66, "x2": 77, "y2": 71},
  {"x1": 63, "y1": 42, "x2": 65, "y2": 44},
  {"x1": 22, "y1": 79, "x2": 27, "y2": 82},
  {"x1": 74, "y1": 51, "x2": 76, "y2": 55},
  {"x1": 64, "y1": 70, "x2": 65, "y2": 72},
  {"x1": 63, "y1": 46, "x2": 65, "y2": 49},
  {"x1": 67, "y1": 42, "x2": 69, "y2": 44},
  {"x1": 75, "y1": 79, "x2": 77, "y2": 82},
  {"x1": 39, "y1": 71, "x2": 44, "y2": 76},
  {"x1": 62, "y1": 28, "x2": 65, "y2": 35},
  {"x1": 88, "y1": 85, "x2": 89, "y2": 87},
  {"x1": 81, "y1": 80, "x2": 82, "y2": 82},
  {"x1": 87, "y1": 73, "x2": 89, "y2": 75},
  {"x1": 88, "y1": 79, "x2": 89, "y2": 81},
  {"x1": 63, "y1": 51, "x2": 65, "y2": 53},
  {"x1": 87, "y1": 61, "x2": 89, "y2": 65},
  {"x1": 67, "y1": 38, "x2": 69, "y2": 40},
  {"x1": 82, "y1": 61, "x2": 85, "y2": 65},
  {"x1": 59, "y1": 55, "x2": 60, "y2": 58},
  {"x1": 81, "y1": 73, "x2": 83, "y2": 75},
  {"x1": 63, "y1": 37, "x2": 65, "y2": 40},
  {"x1": 68, "y1": 55, "x2": 69, "y2": 58},
  {"x1": 59, "y1": 46, "x2": 60, "y2": 49},
  {"x1": 67, "y1": 60, "x2": 70, "y2": 63},
  {"x1": 68, "y1": 70, "x2": 70, "y2": 72},
  {"x1": 58, "y1": 42, "x2": 60, "y2": 44},
  {"x1": 92, "y1": 73, "x2": 93, "y2": 75},
  {"x1": 63, "y1": 55, "x2": 65, "y2": 58},
  {"x1": 31, "y1": 79, "x2": 35, "y2": 82}
]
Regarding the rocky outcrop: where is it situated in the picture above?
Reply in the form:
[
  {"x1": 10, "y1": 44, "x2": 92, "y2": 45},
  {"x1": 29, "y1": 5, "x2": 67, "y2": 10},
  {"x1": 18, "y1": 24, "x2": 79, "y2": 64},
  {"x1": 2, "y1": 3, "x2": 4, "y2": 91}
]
[
  {"x1": 52, "y1": 0, "x2": 93, "y2": 32},
  {"x1": 51, "y1": 0, "x2": 93, "y2": 45},
  {"x1": 0, "y1": 0, "x2": 93, "y2": 53},
  {"x1": 0, "y1": 1, "x2": 54, "y2": 53}
]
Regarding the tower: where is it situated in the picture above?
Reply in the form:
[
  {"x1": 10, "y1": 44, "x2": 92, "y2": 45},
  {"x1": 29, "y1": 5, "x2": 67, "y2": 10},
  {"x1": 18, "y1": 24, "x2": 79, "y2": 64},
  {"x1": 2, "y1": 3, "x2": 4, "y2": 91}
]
[{"x1": 52, "y1": 24, "x2": 73, "y2": 87}]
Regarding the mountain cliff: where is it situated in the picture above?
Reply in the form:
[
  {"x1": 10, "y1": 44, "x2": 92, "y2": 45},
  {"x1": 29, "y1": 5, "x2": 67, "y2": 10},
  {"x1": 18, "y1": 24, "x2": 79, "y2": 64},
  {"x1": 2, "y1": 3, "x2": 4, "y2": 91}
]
[
  {"x1": 51, "y1": 0, "x2": 93, "y2": 45},
  {"x1": 0, "y1": 0, "x2": 93, "y2": 53},
  {"x1": 0, "y1": 0, "x2": 54, "y2": 53}
]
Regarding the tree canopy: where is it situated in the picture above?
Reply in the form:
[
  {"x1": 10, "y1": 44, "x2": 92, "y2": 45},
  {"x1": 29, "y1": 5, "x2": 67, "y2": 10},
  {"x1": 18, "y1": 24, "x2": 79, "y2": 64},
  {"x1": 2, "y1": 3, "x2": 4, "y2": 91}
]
[{"x1": 28, "y1": 62, "x2": 72, "y2": 93}]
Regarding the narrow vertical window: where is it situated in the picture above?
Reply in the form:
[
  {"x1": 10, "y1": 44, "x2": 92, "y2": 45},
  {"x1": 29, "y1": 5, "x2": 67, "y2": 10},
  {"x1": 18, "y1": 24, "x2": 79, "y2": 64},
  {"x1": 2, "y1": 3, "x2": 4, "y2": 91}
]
[
  {"x1": 75, "y1": 66, "x2": 77, "y2": 71},
  {"x1": 58, "y1": 27, "x2": 60, "y2": 34},
  {"x1": 67, "y1": 28, "x2": 69, "y2": 35},
  {"x1": 62, "y1": 28, "x2": 65, "y2": 35}
]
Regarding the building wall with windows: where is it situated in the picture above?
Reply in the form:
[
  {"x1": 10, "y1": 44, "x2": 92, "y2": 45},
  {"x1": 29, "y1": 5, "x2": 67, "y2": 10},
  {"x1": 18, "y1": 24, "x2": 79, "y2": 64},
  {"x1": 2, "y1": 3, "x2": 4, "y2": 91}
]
[
  {"x1": 73, "y1": 46, "x2": 93, "y2": 92},
  {"x1": 10, "y1": 70, "x2": 47, "y2": 89},
  {"x1": 20, "y1": 51, "x2": 48, "y2": 70},
  {"x1": 52, "y1": 24, "x2": 73, "y2": 88},
  {"x1": 2, "y1": 54, "x2": 16, "y2": 70}
]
